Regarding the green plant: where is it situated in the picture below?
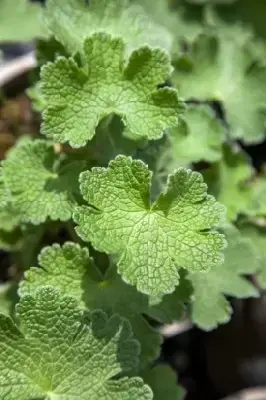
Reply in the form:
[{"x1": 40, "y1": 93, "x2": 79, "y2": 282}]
[{"x1": 1, "y1": 0, "x2": 266, "y2": 398}]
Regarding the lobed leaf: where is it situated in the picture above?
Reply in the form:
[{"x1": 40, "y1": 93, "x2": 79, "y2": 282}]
[
  {"x1": 173, "y1": 34, "x2": 266, "y2": 143},
  {"x1": 167, "y1": 105, "x2": 225, "y2": 167},
  {"x1": 190, "y1": 224, "x2": 259, "y2": 330},
  {"x1": 74, "y1": 155, "x2": 226, "y2": 303},
  {"x1": 0, "y1": 286, "x2": 152, "y2": 400},
  {"x1": 2, "y1": 138, "x2": 85, "y2": 224},
  {"x1": 41, "y1": 32, "x2": 184, "y2": 148},
  {"x1": 19, "y1": 242, "x2": 190, "y2": 367}
]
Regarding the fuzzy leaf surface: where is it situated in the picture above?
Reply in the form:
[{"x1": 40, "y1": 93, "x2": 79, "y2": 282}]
[
  {"x1": 44, "y1": 0, "x2": 172, "y2": 55},
  {"x1": 19, "y1": 242, "x2": 190, "y2": 367},
  {"x1": 0, "y1": 286, "x2": 152, "y2": 400},
  {"x1": 41, "y1": 33, "x2": 184, "y2": 148},
  {"x1": 74, "y1": 155, "x2": 226, "y2": 302},
  {"x1": 174, "y1": 34, "x2": 266, "y2": 143},
  {"x1": 190, "y1": 225, "x2": 259, "y2": 330},
  {"x1": 2, "y1": 138, "x2": 85, "y2": 224}
]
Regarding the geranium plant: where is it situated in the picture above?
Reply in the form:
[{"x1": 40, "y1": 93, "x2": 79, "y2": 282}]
[{"x1": 0, "y1": 0, "x2": 266, "y2": 398}]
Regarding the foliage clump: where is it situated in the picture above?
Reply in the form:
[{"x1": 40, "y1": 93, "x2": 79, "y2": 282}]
[{"x1": 1, "y1": 0, "x2": 266, "y2": 398}]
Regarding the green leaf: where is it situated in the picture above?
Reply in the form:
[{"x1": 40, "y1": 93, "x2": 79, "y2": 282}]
[
  {"x1": 187, "y1": 0, "x2": 236, "y2": 3},
  {"x1": 0, "y1": 0, "x2": 44, "y2": 42},
  {"x1": 0, "y1": 168, "x2": 8, "y2": 208},
  {"x1": 0, "y1": 168, "x2": 23, "y2": 250},
  {"x1": 239, "y1": 222, "x2": 266, "y2": 288},
  {"x1": 0, "y1": 203, "x2": 22, "y2": 232},
  {"x1": 2, "y1": 138, "x2": 85, "y2": 224},
  {"x1": 203, "y1": 145, "x2": 254, "y2": 221},
  {"x1": 0, "y1": 283, "x2": 18, "y2": 317},
  {"x1": 19, "y1": 242, "x2": 190, "y2": 368},
  {"x1": 246, "y1": 176, "x2": 266, "y2": 217},
  {"x1": 41, "y1": 32, "x2": 184, "y2": 148},
  {"x1": 173, "y1": 34, "x2": 266, "y2": 143},
  {"x1": 89, "y1": 115, "x2": 146, "y2": 166},
  {"x1": 0, "y1": 229, "x2": 23, "y2": 251},
  {"x1": 190, "y1": 224, "x2": 259, "y2": 330},
  {"x1": 146, "y1": 270, "x2": 192, "y2": 324},
  {"x1": 26, "y1": 82, "x2": 46, "y2": 113},
  {"x1": 0, "y1": 286, "x2": 152, "y2": 400},
  {"x1": 135, "y1": 0, "x2": 203, "y2": 44},
  {"x1": 0, "y1": 205, "x2": 22, "y2": 250},
  {"x1": 167, "y1": 105, "x2": 225, "y2": 167},
  {"x1": 44, "y1": 0, "x2": 172, "y2": 56},
  {"x1": 74, "y1": 155, "x2": 226, "y2": 303},
  {"x1": 142, "y1": 365, "x2": 185, "y2": 400},
  {"x1": 36, "y1": 36, "x2": 68, "y2": 65}
]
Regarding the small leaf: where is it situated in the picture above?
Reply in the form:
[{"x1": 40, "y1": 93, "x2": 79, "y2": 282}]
[
  {"x1": 2, "y1": 138, "x2": 85, "y2": 225},
  {"x1": 190, "y1": 224, "x2": 259, "y2": 330},
  {"x1": 167, "y1": 105, "x2": 225, "y2": 166}
]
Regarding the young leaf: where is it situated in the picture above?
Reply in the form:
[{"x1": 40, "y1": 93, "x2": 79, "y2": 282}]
[
  {"x1": 19, "y1": 242, "x2": 190, "y2": 367},
  {"x1": 0, "y1": 286, "x2": 152, "y2": 400},
  {"x1": 74, "y1": 155, "x2": 226, "y2": 303},
  {"x1": 167, "y1": 105, "x2": 225, "y2": 166},
  {"x1": 142, "y1": 365, "x2": 185, "y2": 400},
  {"x1": 204, "y1": 145, "x2": 254, "y2": 221},
  {"x1": 190, "y1": 224, "x2": 259, "y2": 330},
  {"x1": 173, "y1": 34, "x2": 266, "y2": 143},
  {"x1": 2, "y1": 138, "x2": 85, "y2": 225},
  {"x1": 41, "y1": 32, "x2": 184, "y2": 148},
  {"x1": 0, "y1": 0, "x2": 44, "y2": 42},
  {"x1": 44, "y1": 0, "x2": 172, "y2": 56}
]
